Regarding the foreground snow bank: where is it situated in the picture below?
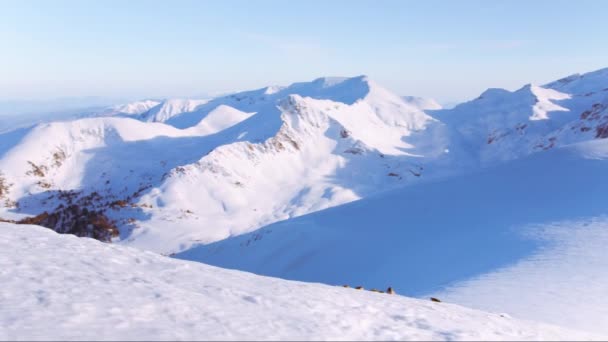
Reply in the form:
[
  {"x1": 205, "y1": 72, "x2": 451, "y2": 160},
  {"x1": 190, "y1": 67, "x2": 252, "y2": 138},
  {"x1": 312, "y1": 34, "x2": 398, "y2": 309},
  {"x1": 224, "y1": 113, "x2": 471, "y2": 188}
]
[{"x1": 0, "y1": 223, "x2": 594, "y2": 341}]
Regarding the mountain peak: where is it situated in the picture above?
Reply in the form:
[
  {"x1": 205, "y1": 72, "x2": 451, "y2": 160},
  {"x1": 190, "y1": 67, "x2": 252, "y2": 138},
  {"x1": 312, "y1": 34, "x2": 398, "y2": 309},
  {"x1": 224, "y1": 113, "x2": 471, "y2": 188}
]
[
  {"x1": 309, "y1": 75, "x2": 369, "y2": 88},
  {"x1": 402, "y1": 96, "x2": 443, "y2": 110},
  {"x1": 476, "y1": 88, "x2": 511, "y2": 100},
  {"x1": 544, "y1": 67, "x2": 608, "y2": 95}
]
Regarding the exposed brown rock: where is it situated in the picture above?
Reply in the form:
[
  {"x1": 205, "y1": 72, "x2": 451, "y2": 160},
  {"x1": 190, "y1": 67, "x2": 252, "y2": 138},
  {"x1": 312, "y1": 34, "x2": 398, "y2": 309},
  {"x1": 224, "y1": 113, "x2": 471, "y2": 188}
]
[{"x1": 18, "y1": 205, "x2": 119, "y2": 242}]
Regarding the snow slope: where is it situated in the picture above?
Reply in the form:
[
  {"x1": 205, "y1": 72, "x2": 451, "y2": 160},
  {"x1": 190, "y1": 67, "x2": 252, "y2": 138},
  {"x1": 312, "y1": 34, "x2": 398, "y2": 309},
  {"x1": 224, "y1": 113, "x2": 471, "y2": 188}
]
[
  {"x1": 96, "y1": 98, "x2": 209, "y2": 123},
  {"x1": 0, "y1": 223, "x2": 596, "y2": 341},
  {"x1": 139, "y1": 98, "x2": 209, "y2": 123},
  {"x1": 402, "y1": 96, "x2": 443, "y2": 110},
  {"x1": 127, "y1": 88, "x2": 442, "y2": 251},
  {"x1": 3, "y1": 68, "x2": 608, "y2": 339},
  {"x1": 100, "y1": 99, "x2": 162, "y2": 117},
  {"x1": 1, "y1": 68, "x2": 608, "y2": 256},
  {"x1": 191, "y1": 104, "x2": 255, "y2": 135},
  {"x1": 433, "y1": 216, "x2": 608, "y2": 335},
  {"x1": 434, "y1": 67, "x2": 608, "y2": 166},
  {"x1": 0, "y1": 76, "x2": 445, "y2": 253},
  {"x1": 177, "y1": 139, "x2": 608, "y2": 332}
]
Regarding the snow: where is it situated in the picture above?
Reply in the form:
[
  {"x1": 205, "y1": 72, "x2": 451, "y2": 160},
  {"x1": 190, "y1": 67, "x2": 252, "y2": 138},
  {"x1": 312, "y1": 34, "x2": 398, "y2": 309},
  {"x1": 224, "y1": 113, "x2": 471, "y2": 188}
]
[
  {"x1": 402, "y1": 96, "x2": 443, "y2": 110},
  {"x1": 527, "y1": 85, "x2": 570, "y2": 121},
  {"x1": 432, "y1": 216, "x2": 608, "y2": 335},
  {"x1": 2, "y1": 67, "x2": 608, "y2": 340},
  {"x1": 0, "y1": 75, "x2": 443, "y2": 254},
  {"x1": 433, "y1": 73, "x2": 608, "y2": 166},
  {"x1": 140, "y1": 99, "x2": 209, "y2": 123},
  {"x1": 177, "y1": 139, "x2": 608, "y2": 313},
  {"x1": 105, "y1": 100, "x2": 162, "y2": 116},
  {"x1": 2, "y1": 68, "x2": 608, "y2": 256},
  {"x1": 0, "y1": 223, "x2": 596, "y2": 341},
  {"x1": 2, "y1": 69, "x2": 608, "y2": 256},
  {"x1": 0, "y1": 117, "x2": 207, "y2": 209},
  {"x1": 544, "y1": 67, "x2": 608, "y2": 95},
  {"x1": 190, "y1": 104, "x2": 255, "y2": 135}
]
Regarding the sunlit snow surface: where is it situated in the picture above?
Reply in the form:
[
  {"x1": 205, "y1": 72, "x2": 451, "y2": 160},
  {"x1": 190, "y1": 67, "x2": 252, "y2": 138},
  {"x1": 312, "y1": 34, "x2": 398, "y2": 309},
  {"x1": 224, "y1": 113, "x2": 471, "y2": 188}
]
[
  {"x1": 0, "y1": 223, "x2": 596, "y2": 341},
  {"x1": 433, "y1": 216, "x2": 608, "y2": 335},
  {"x1": 2, "y1": 69, "x2": 608, "y2": 339},
  {"x1": 178, "y1": 139, "x2": 608, "y2": 335}
]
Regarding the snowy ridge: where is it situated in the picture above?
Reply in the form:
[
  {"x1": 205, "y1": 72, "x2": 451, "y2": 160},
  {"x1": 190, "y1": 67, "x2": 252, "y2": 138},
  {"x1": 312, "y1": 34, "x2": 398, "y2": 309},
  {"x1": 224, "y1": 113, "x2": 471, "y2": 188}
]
[
  {"x1": 105, "y1": 99, "x2": 162, "y2": 116},
  {"x1": 178, "y1": 138, "x2": 608, "y2": 336},
  {"x1": 0, "y1": 223, "x2": 596, "y2": 341},
  {"x1": 131, "y1": 93, "x2": 440, "y2": 251},
  {"x1": 2, "y1": 69, "x2": 608, "y2": 255},
  {"x1": 2, "y1": 68, "x2": 608, "y2": 339},
  {"x1": 402, "y1": 96, "x2": 443, "y2": 110},
  {"x1": 544, "y1": 67, "x2": 608, "y2": 95},
  {"x1": 0, "y1": 76, "x2": 444, "y2": 253},
  {"x1": 527, "y1": 85, "x2": 570, "y2": 120},
  {"x1": 139, "y1": 98, "x2": 209, "y2": 123},
  {"x1": 434, "y1": 69, "x2": 608, "y2": 165},
  {"x1": 0, "y1": 117, "x2": 193, "y2": 205},
  {"x1": 192, "y1": 105, "x2": 255, "y2": 135}
]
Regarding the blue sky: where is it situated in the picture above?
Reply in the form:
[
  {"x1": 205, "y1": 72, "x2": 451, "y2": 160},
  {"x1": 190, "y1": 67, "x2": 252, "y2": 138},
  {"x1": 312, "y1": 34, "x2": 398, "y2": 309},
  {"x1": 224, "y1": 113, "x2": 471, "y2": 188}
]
[{"x1": 1, "y1": 0, "x2": 607, "y2": 104}]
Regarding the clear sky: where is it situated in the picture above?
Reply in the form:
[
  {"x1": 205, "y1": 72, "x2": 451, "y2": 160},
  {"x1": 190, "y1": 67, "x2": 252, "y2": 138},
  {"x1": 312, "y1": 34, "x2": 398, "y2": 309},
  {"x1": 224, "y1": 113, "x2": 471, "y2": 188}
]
[{"x1": 1, "y1": 0, "x2": 607, "y2": 104}]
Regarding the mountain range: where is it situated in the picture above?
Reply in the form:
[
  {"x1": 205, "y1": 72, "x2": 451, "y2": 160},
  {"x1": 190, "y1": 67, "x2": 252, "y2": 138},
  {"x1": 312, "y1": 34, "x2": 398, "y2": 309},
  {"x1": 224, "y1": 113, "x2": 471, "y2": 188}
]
[{"x1": 2, "y1": 67, "x2": 608, "y2": 337}]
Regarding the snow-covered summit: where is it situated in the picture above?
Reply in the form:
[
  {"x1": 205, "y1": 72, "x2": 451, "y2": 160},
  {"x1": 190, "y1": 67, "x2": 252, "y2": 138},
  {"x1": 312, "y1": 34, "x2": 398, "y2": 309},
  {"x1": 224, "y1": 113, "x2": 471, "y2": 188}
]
[
  {"x1": 433, "y1": 67, "x2": 608, "y2": 165},
  {"x1": 0, "y1": 75, "x2": 445, "y2": 253},
  {"x1": 3, "y1": 68, "x2": 608, "y2": 339},
  {"x1": 107, "y1": 99, "x2": 162, "y2": 116},
  {"x1": 544, "y1": 67, "x2": 608, "y2": 95},
  {"x1": 2, "y1": 68, "x2": 608, "y2": 255},
  {"x1": 102, "y1": 75, "x2": 432, "y2": 130},
  {"x1": 139, "y1": 98, "x2": 209, "y2": 123}
]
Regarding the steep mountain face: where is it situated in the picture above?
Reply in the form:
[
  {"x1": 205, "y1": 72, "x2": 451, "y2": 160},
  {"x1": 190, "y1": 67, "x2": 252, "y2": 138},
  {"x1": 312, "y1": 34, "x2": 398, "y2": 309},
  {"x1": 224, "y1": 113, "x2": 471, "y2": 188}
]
[{"x1": 0, "y1": 76, "x2": 447, "y2": 253}]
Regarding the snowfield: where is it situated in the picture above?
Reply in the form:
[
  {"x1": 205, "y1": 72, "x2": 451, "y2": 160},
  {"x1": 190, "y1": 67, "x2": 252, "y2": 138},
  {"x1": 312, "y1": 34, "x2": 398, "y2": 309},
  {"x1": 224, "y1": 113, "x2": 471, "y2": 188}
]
[
  {"x1": 3, "y1": 69, "x2": 607, "y2": 255},
  {"x1": 0, "y1": 223, "x2": 597, "y2": 341},
  {"x1": 177, "y1": 138, "x2": 608, "y2": 336},
  {"x1": 177, "y1": 139, "x2": 608, "y2": 292},
  {"x1": 433, "y1": 216, "x2": 608, "y2": 335},
  {"x1": 2, "y1": 67, "x2": 608, "y2": 340},
  {"x1": 0, "y1": 76, "x2": 445, "y2": 254},
  {"x1": 2, "y1": 69, "x2": 607, "y2": 256}
]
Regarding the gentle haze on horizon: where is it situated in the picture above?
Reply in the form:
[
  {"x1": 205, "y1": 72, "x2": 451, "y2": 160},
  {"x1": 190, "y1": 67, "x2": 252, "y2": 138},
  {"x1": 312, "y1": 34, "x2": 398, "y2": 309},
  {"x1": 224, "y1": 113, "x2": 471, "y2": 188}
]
[{"x1": 1, "y1": 0, "x2": 607, "y2": 105}]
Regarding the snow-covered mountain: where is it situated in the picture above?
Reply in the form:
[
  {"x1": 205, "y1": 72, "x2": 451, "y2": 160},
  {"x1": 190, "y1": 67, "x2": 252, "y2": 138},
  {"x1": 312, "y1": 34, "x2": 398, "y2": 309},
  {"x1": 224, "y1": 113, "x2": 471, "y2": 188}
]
[
  {"x1": 3, "y1": 68, "x2": 608, "y2": 339},
  {"x1": 0, "y1": 76, "x2": 448, "y2": 253},
  {"x1": 0, "y1": 223, "x2": 595, "y2": 341},
  {"x1": 1, "y1": 68, "x2": 608, "y2": 257},
  {"x1": 435, "y1": 67, "x2": 608, "y2": 166},
  {"x1": 402, "y1": 95, "x2": 443, "y2": 110},
  {"x1": 177, "y1": 137, "x2": 608, "y2": 334}
]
